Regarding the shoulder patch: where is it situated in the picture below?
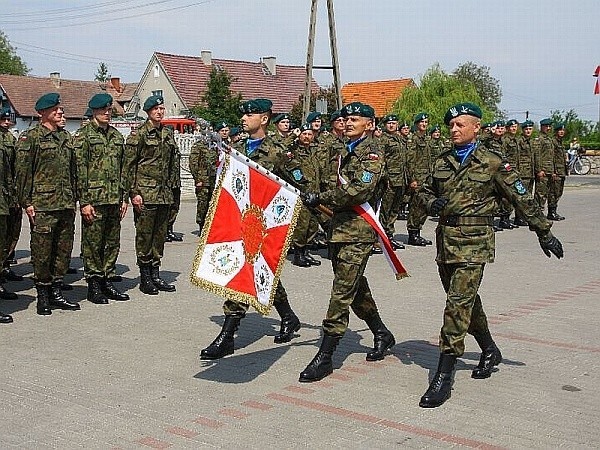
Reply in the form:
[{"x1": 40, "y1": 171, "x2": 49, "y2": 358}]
[
  {"x1": 361, "y1": 171, "x2": 374, "y2": 183},
  {"x1": 503, "y1": 162, "x2": 512, "y2": 172},
  {"x1": 514, "y1": 179, "x2": 527, "y2": 195},
  {"x1": 291, "y1": 168, "x2": 304, "y2": 181},
  {"x1": 367, "y1": 153, "x2": 380, "y2": 160}
]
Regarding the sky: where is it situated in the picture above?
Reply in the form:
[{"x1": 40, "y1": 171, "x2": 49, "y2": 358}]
[{"x1": 2, "y1": 0, "x2": 599, "y2": 123}]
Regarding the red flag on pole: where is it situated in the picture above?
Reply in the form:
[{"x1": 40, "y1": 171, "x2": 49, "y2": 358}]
[
  {"x1": 594, "y1": 66, "x2": 600, "y2": 77},
  {"x1": 595, "y1": 79, "x2": 600, "y2": 95}
]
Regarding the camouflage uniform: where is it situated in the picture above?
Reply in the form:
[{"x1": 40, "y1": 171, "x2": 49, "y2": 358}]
[
  {"x1": 406, "y1": 133, "x2": 436, "y2": 234},
  {"x1": 0, "y1": 128, "x2": 21, "y2": 270},
  {"x1": 418, "y1": 142, "x2": 552, "y2": 356},
  {"x1": 534, "y1": 132, "x2": 554, "y2": 210},
  {"x1": 318, "y1": 136, "x2": 387, "y2": 336},
  {"x1": 15, "y1": 124, "x2": 77, "y2": 286},
  {"x1": 378, "y1": 131, "x2": 407, "y2": 238},
  {"x1": 189, "y1": 138, "x2": 219, "y2": 230},
  {"x1": 513, "y1": 133, "x2": 539, "y2": 223},
  {"x1": 124, "y1": 120, "x2": 179, "y2": 267},
  {"x1": 74, "y1": 121, "x2": 126, "y2": 280},
  {"x1": 0, "y1": 131, "x2": 12, "y2": 266},
  {"x1": 548, "y1": 136, "x2": 567, "y2": 211}
]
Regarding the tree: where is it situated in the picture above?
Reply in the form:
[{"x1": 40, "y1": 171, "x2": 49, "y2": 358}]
[
  {"x1": 550, "y1": 109, "x2": 599, "y2": 146},
  {"x1": 452, "y1": 62, "x2": 502, "y2": 117},
  {"x1": 0, "y1": 30, "x2": 29, "y2": 75},
  {"x1": 94, "y1": 62, "x2": 110, "y2": 82},
  {"x1": 191, "y1": 66, "x2": 242, "y2": 126},
  {"x1": 391, "y1": 64, "x2": 494, "y2": 129},
  {"x1": 290, "y1": 85, "x2": 340, "y2": 127}
]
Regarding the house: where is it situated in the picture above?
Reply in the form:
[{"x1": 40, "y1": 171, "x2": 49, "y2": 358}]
[
  {"x1": 127, "y1": 51, "x2": 320, "y2": 118},
  {"x1": 0, "y1": 73, "x2": 137, "y2": 133},
  {"x1": 341, "y1": 78, "x2": 414, "y2": 118}
]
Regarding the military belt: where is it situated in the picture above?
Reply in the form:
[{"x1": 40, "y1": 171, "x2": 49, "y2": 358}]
[{"x1": 439, "y1": 216, "x2": 493, "y2": 227}]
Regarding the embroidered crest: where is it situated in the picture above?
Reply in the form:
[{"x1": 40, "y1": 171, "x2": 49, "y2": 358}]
[
  {"x1": 514, "y1": 180, "x2": 527, "y2": 195},
  {"x1": 240, "y1": 204, "x2": 267, "y2": 264},
  {"x1": 292, "y1": 169, "x2": 304, "y2": 181},
  {"x1": 231, "y1": 169, "x2": 248, "y2": 201},
  {"x1": 255, "y1": 263, "x2": 271, "y2": 297},
  {"x1": 271, "y1": 195, "x2": 291, "y2": 225},
  {"x1": 361, "y1": 171, "x2": 374, "y2": 183},
  {"x1": 209, "y1": 244, "x2": 241, "y2": 276}
]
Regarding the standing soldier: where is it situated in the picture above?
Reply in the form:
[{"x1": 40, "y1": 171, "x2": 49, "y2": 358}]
[
  {"x1": 497, "y1": 119, "x2": 521, "y2": 229},
  {"x1": 428, "y1": 124, "x2": 448, "y2": 157},
  {"x1": 416, "y1": 103, "x2": 563, "y2": 408},
  {"x1": 74, "y1": 93, "x2": 130, "y2": 304},
  {"x1": 547, "y1": 123, "x2": 567, "y2": 220},
  {"x1": 299, "y1": 102, "x2": 396, "y2": 382},
  {"x1": 200, "y1": 98, "x2": 303, "y2": 360},
  {"x1": 189, "y1": 131, "x2": 220, "y2": 234},
  {"x1": 271, "y1": 113, "x2": 293, "y2": 145},
  {"x1": 16, "y1": 93, "x2": 80, "y2": 315},
  {"x1": 405, "y1": 112, "x2": 435, "y2": 246},
  {"x1": 513, "y1": 120, "x2": 539, "y2": 225},
  {"x1": 397, "y1": 121, "x2": 412, "y2": 220},
  {"x1": 534, "y1": 118, "x2": 555, "y2": 213},
  {"x1": 123, "y1": 95, "x2": 178, "y2": 295}
]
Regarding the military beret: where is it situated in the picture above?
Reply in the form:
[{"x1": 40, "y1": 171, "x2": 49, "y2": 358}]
[
  {"x1": 306, "y1": 111, "x2": 322, "y2": 123},
  {"x1": 272, "y1": 113, "x2": 290, "y2": 123},
  {"x1": 239, "y1": 98, "x2": 272, "y2": 114},
  {"x1": 35, "y1": 92, "x2": 61, "y2": 112},
  {"x1": 443, "y1": 102, "x2": 482, "y2": 126},
  {"x1": 88, "y1": 93, "x2": 113, "y2": 109},
  {"x1": 399, "y1": 121, "x2": 410, "y2": 128},
  {"x1": 299, "y1": 123, "x2": 313, "y2": 132},
  {"x1": 0, "y1": 107, "x2": 11, "y2": 119},
  {"x1": 554, "y1": 122, "x2": 565, "y2": 131},
  {"x1": 84, "y1": 108, "x2": 93, "y2": 118},
  {"x1": 143, "y1": 95, "x2": 164, "y2": 112},
  {"x1": 329, "y1": 110, "x2": 342, "y2": 122},
  {"x1": 381, "y1": 114, "x2": 399, "y2": 123},
  {"x1": 413, "y1": 112, "x2": 429, "y2": 123},
  {"x1": 495, "y1": 120, "x2": 506, "y2": 127},
  {"x1": 521, "y1": 120, "x2": 534, "y2": 128},
  {"x1": 428, "y1": 125, "x2": 441, "y2": 134},
  {"x1": 481, "y1": 122, "x2": 492, "y2": 129},
  {"x1": 229, "y1": 127, "x2": 240, "y2": 137},
  {"x1": 540, "y1": 118, "x2": 553, "y2": 126},
  {"x1": 506, "y1": 119, "x2": 518, "y2": 127},
  {"x1": 341, "y1": 102, "x2": 375, "y2": 118},
  {"x1": 214, "y1": 121, "x2": 228, "y2": 131}
]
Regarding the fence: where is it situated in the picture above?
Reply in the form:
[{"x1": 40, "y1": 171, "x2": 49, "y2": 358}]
[{"x1": 174, "y1": 133, "x2": 200, "y2": 199}]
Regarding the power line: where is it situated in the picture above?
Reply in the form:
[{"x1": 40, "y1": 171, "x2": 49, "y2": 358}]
[{"x1": 0, "y1": 0, "x2": 138, "y2": 17}]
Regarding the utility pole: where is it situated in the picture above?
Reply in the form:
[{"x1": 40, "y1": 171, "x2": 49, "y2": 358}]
[{"x1": 302, "y1": 0, "x2": 342, "y2": 120}]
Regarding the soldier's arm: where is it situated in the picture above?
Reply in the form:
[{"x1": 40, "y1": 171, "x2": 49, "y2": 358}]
[
  {"x1": 15, "y1": 132, "x2": 35, "y2": 209},
  {"x1": 188, "y1": 142, "x2": 202, "y2": 181},
  {"x1": 123, "y1": 133, "x2": 140, "y2": 200},
  {"x1": 73, "y1": 130, "x2": 90, "y2": 206}
]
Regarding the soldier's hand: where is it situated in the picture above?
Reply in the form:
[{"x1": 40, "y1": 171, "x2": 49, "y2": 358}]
[
  {"x1": 131, "y1": 195, "x2": 144, "y2": 213},
  {"x1": 429, "y1": 197, "x2": 449, "y2": 216},
  {"x1": 409, "y1": 180, "x2": 418, "y2": 190},
  {"x1": 120, "y1": 201, "x2": 128, "y2": 220},
  {"x1": 25, "y1": 205, "x2": 35, "y2": 225},
  {"x1": 538, "y1": 232, "x2": 564, "y2": 259},
  {"x1": 81, "y1": 204, "x2": 96, "y2": 224},
  {"x1": 301, "y1": 192, "x2": 320, "y2": 208}
]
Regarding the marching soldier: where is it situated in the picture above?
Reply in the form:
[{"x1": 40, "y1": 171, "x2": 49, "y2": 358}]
[
  {"x1": 123, "y1": 95, "x2": 179, "y2": 295},
  {"x1": 416, "y1": 103, "x2": 563, "y2": 408},
  {"x1": 16, "y1": 93, "x2": 80, "y2": 315},
  {"x1": 547, "y1": 123, "x2": 568, "y2": 220},
  {"x1": 74, "y1": 93, "x2": 130, "y2": 305}
]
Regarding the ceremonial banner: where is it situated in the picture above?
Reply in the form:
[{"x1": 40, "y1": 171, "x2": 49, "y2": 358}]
[{"x1": 190, "y1": 149, "x2": 301, "y2": 315}]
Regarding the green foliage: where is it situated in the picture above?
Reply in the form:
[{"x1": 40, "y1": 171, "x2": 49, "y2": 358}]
[
  {"x1": 94, "y1": 62, "x2": 110, "y2": 82},
  {"x1": 391, "y1": 64, "x2": 495, "y2": 129},
  {"x1": 0, "y1": 30, "x2": 29, "y2": 75},
  {"x1": 550, "y1": 109, "x2": 600, "y2": 145},
  {"x1": 191, "y1": 67, "x2": 242, "y2": 126},
  {"x1": 290, "y1": 85, "x2": 339, "y2": 127},
  {"x1": 452, "y1": 62, "x2": 502, "y2": 117}
]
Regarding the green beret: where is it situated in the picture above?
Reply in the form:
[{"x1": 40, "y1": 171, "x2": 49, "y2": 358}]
[
  {"x1": 299, "y1": 123, "x2": 312, "y2": 132},
  {"x1": 554, "y1": 122, "x2": 565, "y2": 131},
  {"x1": 0, "y1": 107, "x2": 11, "y2": 119},
  {"x1": 382, "y1": 114, "x2": 399, "y2": 123},
  {"x1": 214, "y1": 121, "x2": 228, "y2": 131},
  {"x1": 84, "y1": 108, "x2": 93, "y2": 118},
  {"x1": 521, "y1": 120, "x2": 534, "y2": 128},
  {"x1": 239, "y1": 98, "x2": 272, "y2": 114},
  {"x1": 495, "y1": 120, "x2": 506, "y2": 127},
  {"x1": 272, "y1": 113, "x2": 290, "y2": 123},
  {"x1": 329, "y1": 110, "x2": 342, "y2": 122},
  {"x1": 35, "y1": 92, "x2": 61, "y2": 112},
  {"x1": 413, "y1": 112, "x2": 429, "y2": 123},
  {"x1": 341, "y1": 102, "x2": 375, "y2": 118},
  {"x1": 306, "y1": 111, "x2": 322, "y2": 123},
  {"x1": 143, "y1": 95, "x2": 164, "y2": 112},
  {"x1": 481, "y1": 122, "x2": 491, "y2": 129},
  {"x1": 540, "y1": 118, "x2": 553, "y2": 126},
  {"x1": 443, "y1": 102, "x2": 482, "y2": 126},
  {"x1": 88, "y1": 93, "x2": 113, "y2": 110},
  {"x1": 428, "y1": 125, "x2": 441, "y2": 134},
  {"x1": 229, "y1": 127, "x2": 240, "y2": 137},
  {"x1": 506, "y1": 119, "x2": 518, "y2": 127},
  {"x1": 399, "y1": 121, "x2": 410, "y2": 128}
]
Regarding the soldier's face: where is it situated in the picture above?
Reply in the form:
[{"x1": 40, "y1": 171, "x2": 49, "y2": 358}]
[
  {"x1": 241, "y1": 112, "x2": 268, "y2": 135},
  {"x1": 311, "y1": 118, "x2": 322, "y2": 131},
  {"x1": 42, "y1": 106, "x2": 64, "y2": 128},
  {"x1": 541, "y1": 124, "x2": 551, "y2": 134},
  {"x1": 148, "y1": 105, "x2": 165, "y2": 124},
  {"x1": 508, "y1": 124, "x2": 518, "y2": 134},
  {"x1": 399, "y1": 125, "x2": 410, "y2": 136},
  {"x1": 218, "y1": 127, "x2": 230, "y2": 139},
  {"x1": 385, "y1": 121, "x2": 398, "y2": 133},
  {"x1": 277, "y1": 119, "x2": 290, "y2": 133},
  {"x1": 556, "y1": 129, "x2": 566, "y2": 138},
  {"x1": 416, "y1": 119, "x2": 428, "y2": 133},
  {"x1": 298, "y1": 130, "x2": 314, "y2": 146},
  {"x1": 332, "y1": 117, "x2": 345, "y2": 133},
  {"x1": 523, "y1": 126, "x2": 533, "y2": 137},
  {"x1": 344, "y1": 115, "x2": 372, "y2": 140},
  {"x1": 431, "y1": 130, "x2": 441, "y2": 139},
  {"x1": 449, "y1": 115, "x2": 480, "y2": 146},
  {"x1": 0, "y1": 116, "x2": 10, "y2": 131},
  {"x1": 93, "y1": 106, "x2": 112, "y2": 127}
]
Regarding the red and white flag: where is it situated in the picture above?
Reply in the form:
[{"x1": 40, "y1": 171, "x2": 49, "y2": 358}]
[
  {"x1": 594, "y1": 66, "x2": 600, "y2": 95},
  {"x1": 190, "y1": 149, "x2": 301, "y2": 315}
]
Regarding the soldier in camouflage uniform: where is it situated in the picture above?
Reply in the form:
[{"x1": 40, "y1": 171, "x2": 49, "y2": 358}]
[
  {"x1": 405, "y1": 113, "x2": 435, "y2": 246},
  {"x1": 189, "y1": 133, "x2": 220, "y2": 233},
  {"x1": 15, "y1": 93, "x2": 81, "y2": 315},
  {"x1": 396, "y1": 121, "x2": 412, "y2": 220},
  {"x1": 547, "y1": 123, "x2": 568, "y2": 221},
  {"x1": 123, "y1": 95, "x2": 179, "y2": 295},
  {"x1": 299, "y1": 102, "x2": 396, "y2": 382},
  {"x1": 416, "y1": 103, "x2": 563, "y2": 408},
  {"x1": 74, "y1": 93, "x2": 130, "y2": 305},
  {"x1": 512, "y1": 120, "x2": 539, "y2": 225},
  {"x1": 429, "y1": 124, "x2": 449, "y2": 157},
  {"x1": 200, "y1": 98, "x2": 305, "y2": 360},
  {"x1": 165, "y1": 140, "x2": 182, "y2": 242},
  {"x1": 271, "y1": 113, "x2": 294, "y2": 146},
  {"x1": 534, "y1": 118, "x2": 555, "y2": 213},
  {"x1": 496, "y1": 119, "x2": 521, "y2": 229}
]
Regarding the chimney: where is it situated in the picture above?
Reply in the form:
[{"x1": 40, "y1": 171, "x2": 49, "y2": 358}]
[
  {"x1": 262, "y1": 56, "x2": 276, "y2": 76},
  {"x1": 49, "y1": 72, "x2": 61, "y2": 88},
  {"x1": 110, "y1": 77, "x2": 122, "y2": 93},
  {"x1": 201, "y1": 50, "x2": 212, "y2": 66}
]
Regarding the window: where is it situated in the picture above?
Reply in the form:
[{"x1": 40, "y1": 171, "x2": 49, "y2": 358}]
[
  {"x1": 152, "y1": 90, "x2": 163, "y2": 97},
  {"x1": 153, "y1": 64, "x2": 159, "y2": 78}
]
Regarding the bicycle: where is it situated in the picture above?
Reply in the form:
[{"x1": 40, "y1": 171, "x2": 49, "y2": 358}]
[{"x1": 567, "y1": 152, "x2": 591, "y2": 175}]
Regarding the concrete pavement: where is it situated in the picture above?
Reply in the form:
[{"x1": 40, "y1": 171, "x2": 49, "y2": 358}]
[{"x1": 0, "y1": 180, "x2": 599, "y2": 449}]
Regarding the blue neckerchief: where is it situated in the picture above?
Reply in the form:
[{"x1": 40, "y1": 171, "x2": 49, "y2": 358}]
[
  {"x1": 453, "y1": 141, "x2": 478, "y2": 165},
  {"x1": 246, "y1": 137, "x2": 264, "y2": 156},
  {"x1": 346, "y1": 136, "x2": 367, "y2": 153}
]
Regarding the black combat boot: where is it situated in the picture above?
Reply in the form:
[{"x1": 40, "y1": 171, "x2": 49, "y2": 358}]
[
  {"x1": 407, "y1": 229, "x2": 430, "y2": 246},
  {"x1": 273, "y1": 299, "x2": 301, "y2": 344},
  {"x1": 166, "y1": 224, "x2": 183, "y2": 242},
  {"x1": 49, "y1": 281, "x2": 80, "y2": 310},
  {"x1": 0, "y1": 283, "x2": 17, "y2": 300},
  {"x1": 200, "y1": 314, "x2": 243, "y2": 360},
  {"x1": 2, "y1": 265, "x2": 23, "y2": 282},
  {"x1": 87, "y1": 278, "x2": 109, "y2": 304},
  {"x1": 513, "y1": 216, "x2": 528, "y2": 227},
  {"x1": 35, "y1": 285, "x2": 52, "y2": 316},
  {"x1": 419, "y1": 353, "x2": 457, "y2": 408},
  {"x1": 388, "y1": 235, "x2": 405, "y2": 250},
  {"x1": 498, "y1": 215, "x2": 514, "y2": 229},
  {"x1": 0, "y1": 310, "x2": 13, "y2": 323},
  {"x1": 139, "y1": 263, "x2": 158, "y2": 295},
  {"x1": 303, "y1": 248, "x2": 321, "y2": 266},
  {"x1": 101, "y1": 278, "x2": 130, "y2": 301},
  {"x1": 151, "y1": 266, "x2": 176, "y2": 292},
  {"x1": 472, "y1": 331, "x2": 502, "y2": 379},
  {"x1": 292, "y1": 246, "x2": 311, "y2": 267},
  {"x1": 547, "y1": 206, "x2": 565, "y2": 221},
  {"x1": 365, "y1": 314, "x2": 396, "y2": 361},
  {"x1": 299, "y1": 334, "x2": 340, "y2": 382}
]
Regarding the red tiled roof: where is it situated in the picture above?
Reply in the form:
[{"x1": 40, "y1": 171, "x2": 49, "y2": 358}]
[
  {"x1": 155, "y1": 52, "x2": 319, "y2": 113},
  {"x1": 0, "y1": 74, "x2": 137, "y2": 119},
  {"x1": 341, "y1": 79, "x2": 414, "y2": 118}
]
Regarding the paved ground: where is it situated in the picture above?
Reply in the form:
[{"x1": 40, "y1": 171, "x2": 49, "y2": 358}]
[{"x1": 1, "y1": 176, "x2": 599, "y2": 449}]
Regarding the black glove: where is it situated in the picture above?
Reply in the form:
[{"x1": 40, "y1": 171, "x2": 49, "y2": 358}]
[
  {"x1": 538, "y1": 232, "x2": 564, "y2": 259},
  {"x1": 430, "y1": 197, "x2": 449, "y2": 216},
  {"x1": 301, "y1": 192, "x2": 320, "y2": 208}
]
